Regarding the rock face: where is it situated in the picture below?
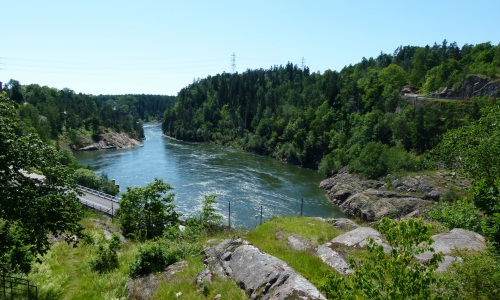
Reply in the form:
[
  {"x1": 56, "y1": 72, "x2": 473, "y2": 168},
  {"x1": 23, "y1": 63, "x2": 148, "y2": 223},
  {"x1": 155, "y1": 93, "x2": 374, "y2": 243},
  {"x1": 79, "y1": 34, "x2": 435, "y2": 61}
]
[
  {"x1": 417, "y1": 228, "x2": 486, "y2": 272},
  {"x1": 320, "y1": 172, "x2": 468, "y2": 221},
  {"x1": 198, "y1": 239, "x2": 326, "y2": 300},
  {"x1": 126, "y1": 261, "x2": 188, "y2": 300},
  {"x1": 449, "y1": 75, "x2": 500, "y2": 99},
  {"x1": 78, "y1": 130, "x2": 141, "y2": 151}
]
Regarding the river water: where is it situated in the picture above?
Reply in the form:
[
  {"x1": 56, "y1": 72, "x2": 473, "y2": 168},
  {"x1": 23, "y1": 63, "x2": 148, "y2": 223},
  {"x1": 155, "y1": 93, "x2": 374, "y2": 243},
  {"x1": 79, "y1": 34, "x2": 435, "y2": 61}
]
[{"x1": 74, "y1": 124, "x2": 344, "y2": 227}]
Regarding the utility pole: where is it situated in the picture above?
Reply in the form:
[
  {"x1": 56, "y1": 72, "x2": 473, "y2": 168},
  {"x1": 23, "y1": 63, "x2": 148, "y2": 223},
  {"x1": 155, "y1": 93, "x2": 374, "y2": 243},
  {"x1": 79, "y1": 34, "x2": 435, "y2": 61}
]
[{"x1": 231, "y1": 52, "x2": 236, "y2": 74}]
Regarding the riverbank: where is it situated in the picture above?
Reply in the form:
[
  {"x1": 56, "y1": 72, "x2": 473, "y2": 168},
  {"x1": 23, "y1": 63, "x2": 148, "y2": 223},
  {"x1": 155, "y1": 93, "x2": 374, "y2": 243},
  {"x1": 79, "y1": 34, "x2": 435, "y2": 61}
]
[{"x1": 319, "y1": 169, "x2": 470, "y2": 221}]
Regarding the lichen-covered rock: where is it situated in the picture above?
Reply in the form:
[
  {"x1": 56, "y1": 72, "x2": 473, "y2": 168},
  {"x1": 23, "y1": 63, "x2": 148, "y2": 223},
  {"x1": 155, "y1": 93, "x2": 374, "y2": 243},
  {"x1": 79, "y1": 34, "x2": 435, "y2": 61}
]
[
  {"x1": 198, "y1": 239, "x2": 325, "y2": 300},
  {"x1": 320, "y1": 172, "x2": 469, "y2": 221}
]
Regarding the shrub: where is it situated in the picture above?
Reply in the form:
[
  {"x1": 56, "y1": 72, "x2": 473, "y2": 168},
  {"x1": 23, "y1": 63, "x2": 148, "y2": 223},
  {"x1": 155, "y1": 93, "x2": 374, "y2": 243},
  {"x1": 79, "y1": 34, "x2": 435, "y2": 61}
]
[
  {"x1": 426, "y1": 199, "x2": 482, "y2": 233},
  {"x1": 90, "y1": 235, "x2": 120, "y2": 273},
  {"x1": 439, "y1": 250, "x2": 500, "y2": 299},
  {"x1": 129, "y1": 239, "x2": 186, "y2": 276},
  {"x1": 74, "y1": 168, "x2": 101, "y2": 190},
  {"x1": 321, "y1": 218, "x2": 443, "y2": 299}
]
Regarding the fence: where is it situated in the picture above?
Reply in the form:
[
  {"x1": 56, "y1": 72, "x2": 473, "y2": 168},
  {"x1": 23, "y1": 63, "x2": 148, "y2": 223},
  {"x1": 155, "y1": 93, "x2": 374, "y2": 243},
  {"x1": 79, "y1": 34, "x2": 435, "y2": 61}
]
[
  {"x1": 78, "y1": 197, "x2": 117, "y2": 217},
  {"x1": 75, "y1": 185, "x2": 120, "y2": 203},
  {"x1": 1, "y1": 274, "x2": 37, "y2": 299},
  {"x1": 227, "y1": 198, "x2": 306, "y2": 228}
]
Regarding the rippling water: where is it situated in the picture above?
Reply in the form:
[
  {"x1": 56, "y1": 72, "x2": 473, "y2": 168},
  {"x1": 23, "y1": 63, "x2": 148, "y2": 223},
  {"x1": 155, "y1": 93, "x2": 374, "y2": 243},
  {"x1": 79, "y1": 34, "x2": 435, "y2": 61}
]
[{"x1": 74, "y1": 124, "x2": 344, "y2": 227}]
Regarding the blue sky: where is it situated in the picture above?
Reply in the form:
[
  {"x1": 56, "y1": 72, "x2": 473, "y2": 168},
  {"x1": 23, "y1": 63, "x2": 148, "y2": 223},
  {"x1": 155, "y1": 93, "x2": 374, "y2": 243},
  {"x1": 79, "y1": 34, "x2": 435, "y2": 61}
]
[{"x1": 2, "y1": 0, "x2": 499, "y2": 95}]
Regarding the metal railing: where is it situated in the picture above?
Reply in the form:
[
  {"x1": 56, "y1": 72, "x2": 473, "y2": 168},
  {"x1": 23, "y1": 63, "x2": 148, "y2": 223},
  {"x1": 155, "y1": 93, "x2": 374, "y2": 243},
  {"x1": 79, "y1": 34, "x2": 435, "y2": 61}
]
[
  {"x1": 77, "y1": 197, "x2": 117, "y2": 216},
  {"x1": 1, "y1": 274, "x2": 37, "y2": 299},
  {"x1": 75, "y1": 185, "x2": 120, "y2": 203}
]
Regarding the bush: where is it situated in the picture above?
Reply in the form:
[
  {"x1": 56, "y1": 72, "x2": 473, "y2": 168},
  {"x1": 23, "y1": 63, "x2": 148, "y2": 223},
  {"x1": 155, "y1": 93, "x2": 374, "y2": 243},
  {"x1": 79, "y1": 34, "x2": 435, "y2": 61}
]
[
  {"x1": 129, "y1": 239, "x2": 178, "y2": 276},
  {"x1": 74, "y1": 168, "x2": 101, "y2": 190},
  {"x1": 426, "y1": 199, "x2": 482, "y2": 233},
  {"x1": 319, "y1": 149, "x2": 348, "y2": 177},
  {"x1": 349, "y1": 142, "x2": 389, "y2": 179},
  {"x1": 439, "y1": 250, "x2": 500, "y2": 299},
  {"x1": 90, "y1": 235, "x2": 120, "y2": 273}
]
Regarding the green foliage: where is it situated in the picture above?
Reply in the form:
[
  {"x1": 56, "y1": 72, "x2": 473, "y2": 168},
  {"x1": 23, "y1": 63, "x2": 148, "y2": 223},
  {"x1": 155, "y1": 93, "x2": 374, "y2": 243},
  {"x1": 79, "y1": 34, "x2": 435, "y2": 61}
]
[
  {"x1": 129, "y1": 239, "x2": 200, "y2": 276},
  {"x1": 99, "y1": 172, "x2": 119, "y2": 196},
  {"x1": 0, "y1": 94, "x2": 82, "y2": 274},
  {"x1": 349, "y1": 142, "x2": 418, "y2": 179},
  {"x1": 426, "y1": 199, "x2": 482, "y2": 232},
  {"x1": 439, "y1": 250, "x2": 500, "y2": 299},
  {"x1": 74, "y1": 168, "x2": 101, "y2": 190},
  {"x1": 163, "y1": 42, "x2": 497, "y2": 172},
  {"x1": 199, "y1": 195, "x2": 223, "y2": 230},
  {"x1": 321, "y1": 218, "x2": 443, "y2": 299},
  {"x1": 435, "y1": 101, "x2": 500, "y2": 184},
  {"x1": 117, "y1": 178, "x2": 179, "y2": 240},
  {"x1": 90, "y1": 235, "x2": 121, "y2": 273},
  {"x1": 482, "y1": 213, "x2": 500, "y2": 251},
  {"x1": 470, "y1": 178, "x2": 500, "y2": 215}
]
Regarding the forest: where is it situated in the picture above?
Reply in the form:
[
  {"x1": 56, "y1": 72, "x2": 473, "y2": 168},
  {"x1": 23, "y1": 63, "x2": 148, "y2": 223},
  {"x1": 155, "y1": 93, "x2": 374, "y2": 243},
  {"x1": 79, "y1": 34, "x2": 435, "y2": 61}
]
[
  {"x1": 163, "y1": 41, "x2": 499, "y2": 177},
  {"x1": 3, "y1": 81, "x2": 175, "y2": 146}
]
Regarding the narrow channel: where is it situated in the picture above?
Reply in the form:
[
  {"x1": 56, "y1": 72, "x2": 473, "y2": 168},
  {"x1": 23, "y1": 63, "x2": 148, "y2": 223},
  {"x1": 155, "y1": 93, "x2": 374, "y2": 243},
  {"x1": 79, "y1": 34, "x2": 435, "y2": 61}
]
[{"x1": 74, "y1": 124, "x2": 344, "y2": 228}]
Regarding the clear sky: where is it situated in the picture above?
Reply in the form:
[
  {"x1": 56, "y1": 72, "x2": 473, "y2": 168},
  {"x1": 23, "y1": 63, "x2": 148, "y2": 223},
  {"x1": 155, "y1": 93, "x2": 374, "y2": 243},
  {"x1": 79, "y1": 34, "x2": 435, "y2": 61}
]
[{"x1": 2, "y1": 0, "x2": 499, "y2": 96}]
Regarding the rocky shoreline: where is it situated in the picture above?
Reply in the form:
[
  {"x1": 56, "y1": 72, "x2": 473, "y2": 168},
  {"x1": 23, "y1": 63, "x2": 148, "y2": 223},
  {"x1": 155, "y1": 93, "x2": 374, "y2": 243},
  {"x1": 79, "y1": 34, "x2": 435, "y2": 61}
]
[
  {"x1": 76, "y1": 130, "x2": 142, "y2": 151},
  {"x1": 319, "y1": 170, "x2": 470, "y2": 221}
]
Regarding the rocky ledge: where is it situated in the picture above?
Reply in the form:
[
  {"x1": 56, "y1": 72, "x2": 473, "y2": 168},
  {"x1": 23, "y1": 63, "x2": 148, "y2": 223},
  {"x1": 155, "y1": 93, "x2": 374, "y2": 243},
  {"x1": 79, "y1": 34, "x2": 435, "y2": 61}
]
[
  {"x1": 319, "y1": 171, "x2": 469, "y2": 222},
  {"x1": 197, "y1": 239, "x2": 326, "y2": 300},
  {"x1": 78, "y1": 130, "x2": 141, "y2": 151}
]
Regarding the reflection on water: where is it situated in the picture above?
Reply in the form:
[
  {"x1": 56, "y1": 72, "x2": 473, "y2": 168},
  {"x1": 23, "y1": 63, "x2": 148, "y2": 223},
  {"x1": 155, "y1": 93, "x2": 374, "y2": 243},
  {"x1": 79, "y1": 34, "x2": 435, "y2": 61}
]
[{"x1": 74, "y1": 124, "x2": 344, "y2": 227}]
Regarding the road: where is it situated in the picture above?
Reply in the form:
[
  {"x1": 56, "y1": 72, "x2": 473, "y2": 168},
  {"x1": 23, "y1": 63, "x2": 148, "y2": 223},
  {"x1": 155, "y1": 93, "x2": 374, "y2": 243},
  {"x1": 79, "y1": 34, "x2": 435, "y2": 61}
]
[{"x1": 76, "y1": 187, "x2": 120, "y2": 216}]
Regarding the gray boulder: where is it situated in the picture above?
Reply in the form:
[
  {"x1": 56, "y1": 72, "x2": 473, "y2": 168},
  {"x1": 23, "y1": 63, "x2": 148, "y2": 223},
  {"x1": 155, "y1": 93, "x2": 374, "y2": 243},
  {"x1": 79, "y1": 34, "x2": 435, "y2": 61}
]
[
  {"x1": 198, "y1": 239, "x2": 325, "y2": 300},
  {"x1": 316, "y1": 243, "x2": 351, "y2": 275},
  {"x1": 331, "y1": 227, "x2": 391, "y2": 252},
  {"x1": 417, "y1": 228, "x2": 486, "y2": 272}
]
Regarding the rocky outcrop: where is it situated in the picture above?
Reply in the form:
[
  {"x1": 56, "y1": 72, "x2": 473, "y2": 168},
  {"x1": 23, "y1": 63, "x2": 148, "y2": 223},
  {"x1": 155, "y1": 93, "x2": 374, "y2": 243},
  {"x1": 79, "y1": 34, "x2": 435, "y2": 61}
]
[
  {"x1": 450, "y1": 75, "x2": 500, "y2": 99},
  {"x1": 417, "y1": 228, "x2": 486, "y2": 272},
  {"x1": 126, "y1": 261, "x2": 188, "y2": 300},
  {"x1": 320, "y1": 172, "x2": 469, "y2": 222},
  {"x1": 317, "y1": 226, "x2": 486, "y2": 275},
  {"x1": 78, "y1": 130, "x2": 141, "y2": 151},
  {"x1": 197, "y1": 239, "x2": 325, "y2": 300}
]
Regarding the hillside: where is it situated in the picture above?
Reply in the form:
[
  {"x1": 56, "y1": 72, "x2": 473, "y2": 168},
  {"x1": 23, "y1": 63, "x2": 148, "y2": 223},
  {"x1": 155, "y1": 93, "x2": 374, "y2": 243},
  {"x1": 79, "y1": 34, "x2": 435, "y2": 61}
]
[
  {"x1": 163, "y1": 41, "x2": 499, "y2": 175},
  {"x1": 26, "y1": 214, "x2": 497, "y2": 299}
]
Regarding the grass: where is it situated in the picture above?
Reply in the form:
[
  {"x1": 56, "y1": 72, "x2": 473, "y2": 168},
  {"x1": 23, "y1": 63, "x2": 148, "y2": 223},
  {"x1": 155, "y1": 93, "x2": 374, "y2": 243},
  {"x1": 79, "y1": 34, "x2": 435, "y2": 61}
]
[
  {"x1": 29, "y1": 217, "x2": 137, "y2": 300},
  {"x1": 28, "y1": 214, "x2": 363, "y2": 299},
  {"x1": 245, "y1": 216, "x2": 344, "y2": 287}
]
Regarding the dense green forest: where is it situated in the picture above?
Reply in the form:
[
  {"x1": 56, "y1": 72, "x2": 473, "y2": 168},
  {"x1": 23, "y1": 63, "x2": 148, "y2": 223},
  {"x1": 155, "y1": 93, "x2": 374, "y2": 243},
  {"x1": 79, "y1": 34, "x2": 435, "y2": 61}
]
[
  {"x1": 163, "y1": 41, "x2": 500, "y2": 176},
  {"x1": 3, "y1": 80, "x2": 175, "y2": 145}
]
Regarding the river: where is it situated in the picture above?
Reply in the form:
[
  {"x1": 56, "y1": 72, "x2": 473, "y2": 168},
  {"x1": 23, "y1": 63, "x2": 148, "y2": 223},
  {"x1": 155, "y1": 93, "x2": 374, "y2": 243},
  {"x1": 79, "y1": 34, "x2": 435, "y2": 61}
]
[{"x1": 74, "y1": 124, "x2": 344, "y2": 228}]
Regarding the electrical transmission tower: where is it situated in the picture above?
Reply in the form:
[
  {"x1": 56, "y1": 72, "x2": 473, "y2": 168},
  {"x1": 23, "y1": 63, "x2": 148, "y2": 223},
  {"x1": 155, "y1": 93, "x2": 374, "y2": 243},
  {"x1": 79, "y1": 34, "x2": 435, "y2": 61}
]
[
  {"x1": 301, "y1": 57, "x2": 305, "y2": 69},
  {"x1": 231, "y1": 52, "x2": 236, "y2": 74}
]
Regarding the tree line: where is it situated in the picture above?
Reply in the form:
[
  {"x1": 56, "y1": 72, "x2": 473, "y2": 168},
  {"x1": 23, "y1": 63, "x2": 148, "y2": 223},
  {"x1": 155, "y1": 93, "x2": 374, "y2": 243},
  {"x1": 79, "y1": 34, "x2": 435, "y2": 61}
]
[
  {"x1": 3, "y1": 80, "x2": 175, "y2": 145},
  {"x1": 162, "y1": 41, "x2": 499, "y2": 177}
]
